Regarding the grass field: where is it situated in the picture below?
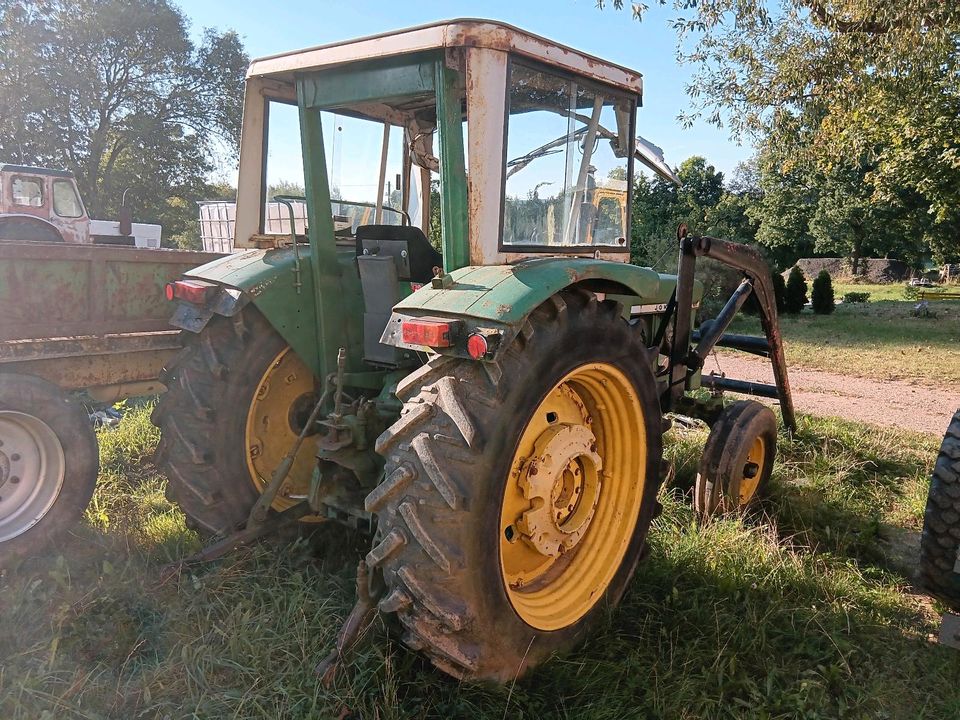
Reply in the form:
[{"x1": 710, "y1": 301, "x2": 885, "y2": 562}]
[
  {"x1": 728, "y1": 283, "x2": 960, "y2": 385},
  {"x1": 1, "y1": 404, "x2": 957, "y2": 719}
]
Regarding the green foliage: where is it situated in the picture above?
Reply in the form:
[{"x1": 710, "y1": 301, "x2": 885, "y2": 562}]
[
  {"x1": 843, "y1": 291, "x2": 871, "y2": 304},
  {"x1": 784, "y1": 266, "x2": 808, "y2": 314},
  {"x1": 811, "y1": 269, "x2": 835, "y2": 314},
  {"x1": 0, "y1": 0, "x2": 248, "y2": 246},
  {"x1": 632, "y1": 156, "x2": 759, "y2": 268},
  {"x1": 602, "y1": 1, "x2": 960, "y2": 265},
  {"x1": 772, "y1": 270, "x2": 787, "y2": 314}
]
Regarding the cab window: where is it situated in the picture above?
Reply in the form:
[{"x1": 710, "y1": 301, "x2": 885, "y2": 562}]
[
  {"x1": 12, "y1": 176, "x2": 43, "y2": 207},
  {"x1": 502, "y1": 62, "x2": 632, "y2": 248},
  {"x1": 53, "y1": 180, "x2": 83, "y2": 217}
]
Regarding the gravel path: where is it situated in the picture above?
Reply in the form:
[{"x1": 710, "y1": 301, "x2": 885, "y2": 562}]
[{"x1": 709, "y1": 351, "x2": 960, "y2": 435}]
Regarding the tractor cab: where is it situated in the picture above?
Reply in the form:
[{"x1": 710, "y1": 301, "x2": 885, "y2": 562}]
[{"x1": 223, "y1": 19, "x2": 681, "y2": 378}]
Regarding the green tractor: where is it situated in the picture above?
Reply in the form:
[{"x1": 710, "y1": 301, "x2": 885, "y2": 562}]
[{"x1": 153, "y1": 20, "x2": 795, "y2": 681}]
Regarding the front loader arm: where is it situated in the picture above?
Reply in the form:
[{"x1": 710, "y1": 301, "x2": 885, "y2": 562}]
[{"x1": 669, "y1": 227, "x2": 795, "y2": 432}]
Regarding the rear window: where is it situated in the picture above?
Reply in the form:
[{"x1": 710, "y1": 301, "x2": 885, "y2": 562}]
[{"x1": 11, "y1": 176, "x2": 43, "y2": 207}]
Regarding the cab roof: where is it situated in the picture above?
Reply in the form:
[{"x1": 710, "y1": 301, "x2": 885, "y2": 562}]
[
  {"x1": 246, "y1": 19, "x2": 644, "y2": 97},
  {"x1": 0, "y1": 164, "x2": 74, "y2": 179}
]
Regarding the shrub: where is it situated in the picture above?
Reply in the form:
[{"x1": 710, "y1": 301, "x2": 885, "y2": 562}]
[
  {"x1": 811, "y1": 270, "x2": 835, "y2": 314},
  {"x1": 842, "y1": 291, "x2": 871, "y2": 303},
  {"x1": 784, "y1": 266, "x2": 808, "y2": 314},
  {"x1": 772, "y1": 271, "x2": 787, "y2": 314}
]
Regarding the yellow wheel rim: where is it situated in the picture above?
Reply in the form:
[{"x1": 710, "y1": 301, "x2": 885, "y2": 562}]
[
  {"x1": 244, "y1": 347, "x2": 320, "y2": 517},
  {"x1": 737, "y1": 436, "x2": 767, "y2": 505},
  {"x1": 499, "y1": 362, "x2": 647, "y2": 631}
]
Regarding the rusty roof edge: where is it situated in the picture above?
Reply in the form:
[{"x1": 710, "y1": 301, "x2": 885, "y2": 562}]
[{"x1": 246, "y1": 18, "x2": 643, "y2": 94}]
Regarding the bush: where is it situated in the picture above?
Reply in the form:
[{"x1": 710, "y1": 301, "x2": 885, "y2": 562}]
[
  {"x1": 772, "y1": 271, "x2": 787, "y2": 314},
  {"x1": 811, "y1": 270, "x2": 835, "y2": 314},
  {"x1": 842, "y1": 291, "x2": 871, "y2": 303},
  {"x1": 784, "y1": 266, "x2": 808, "y2": 314}
]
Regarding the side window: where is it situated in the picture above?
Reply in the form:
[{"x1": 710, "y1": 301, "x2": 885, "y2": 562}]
[
  {"x1": 264, "y1": 100, "x2": 307, "y2": 236},
  {"x1": 503, "y1": 63, "x2": 631, "y2": 248},
  {"x1": 12, "y1": 176, "x2": 43, "y2": 207},
  {"x1": 53, "y1": 180, "x2": 83, "y2": 217}
]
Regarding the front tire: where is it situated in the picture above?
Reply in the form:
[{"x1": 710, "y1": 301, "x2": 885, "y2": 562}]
[
  {"x1": 0, "y1": 373, "x2": 98, "y2": 565},
  {"x1": 919, "y1": 410, "x2": 960, "y2": 608},
  {"x1": 694, "y1": 400, "x2": 777, "y2": 519},
  {"x1": 365, "y1": 290, "x2": 664, "y2": 681},
  {"x1": 152, "y1": 307, "x2": 320, "y2": 535}
]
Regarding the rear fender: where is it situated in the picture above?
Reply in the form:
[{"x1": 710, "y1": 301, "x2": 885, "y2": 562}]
[
  {"x1": 380, "y1": 257, "x2": 669, "y2": 362},
  {"x1": 169, "y1": 247, "x2": 323, "y2": 376}
]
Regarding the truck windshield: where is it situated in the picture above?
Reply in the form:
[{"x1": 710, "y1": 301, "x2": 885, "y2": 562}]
[{"x1": 502, "y1": 62, "x2": 633, "y2": 248}]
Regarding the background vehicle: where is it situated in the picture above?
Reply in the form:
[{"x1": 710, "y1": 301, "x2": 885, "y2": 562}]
[
  {"x1": 0, "y1": 240, "x2": 220, "y2": 563},
  {"x1": 0, "y1": 164, "x2": 161, "y2": 246},
  {"x1": 153, "y1": 20, "x2": 794, "y2": 681},
  {"x1": 919, "y1": 410, "x2": 960, "y2": 617}
]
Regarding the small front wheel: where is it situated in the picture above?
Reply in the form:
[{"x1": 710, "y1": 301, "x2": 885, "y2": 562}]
[{"x1": 695, "y1": 400, "x2": 777, "y2": 519}]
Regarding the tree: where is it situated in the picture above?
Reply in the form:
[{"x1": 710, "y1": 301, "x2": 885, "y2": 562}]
[
  {"x1": 810, "y1": 270, "x2": 835, "y2": 314},
  {"x1": 0, "y1": 0, "x2": 248, "y2": 245},
  {"x1": 600, "y1": 0, "x2": 960, "y2": 264},
  {"x1": 784, "y1": 266, "x2": 808, "y2": 314}
]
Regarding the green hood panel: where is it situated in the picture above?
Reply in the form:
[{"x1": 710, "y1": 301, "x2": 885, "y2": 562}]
[{"x1": 395, "y1": 257, "x2": 666, "y2": 324}]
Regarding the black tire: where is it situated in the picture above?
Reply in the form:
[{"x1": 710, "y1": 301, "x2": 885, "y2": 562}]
[
  {"x1": 694, "y1": 400, "x2": 777, "y2": 519},
  {"x1": 364, "y1": 290, "x2": 664, "y2": 681},
  {"x1": 919, "y1": 409, "x2": 960, "y2": 609},
  {"x1": 151, "y1": 307, "x2": 318, "y2": 535},
  {"x1": 0, "y1": 373, "x2": 98, "y2": 565}
]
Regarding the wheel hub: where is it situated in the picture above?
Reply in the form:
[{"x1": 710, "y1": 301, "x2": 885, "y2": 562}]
[
  {"x1": 0, "y1": 411, "x2": 65, "y2": 543},
  {"x1": 516, "y1": 423, "x2": 602, "y2": 557},
  {"x1": 245, "y1": 347, "x2": 321, "y2": 516}
]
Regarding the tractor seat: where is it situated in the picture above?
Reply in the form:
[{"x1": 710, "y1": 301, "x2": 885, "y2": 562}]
[{"x1": 355, "y1": 224, "x2": 442, "y2": 284}]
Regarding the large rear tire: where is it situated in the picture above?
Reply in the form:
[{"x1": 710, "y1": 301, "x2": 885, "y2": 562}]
[
  {"x1": 151, "y1": 307, "x2": 320, "y2": 535},
  {"x1": 919, "y1": 409, "x2": 960, "y2": 609},
  {"x1": 0, "y1": 373, "x2": 97, "y2": 565},
  {"x1": 365, "y1": 290, "x2": 664, "y2": 681}
]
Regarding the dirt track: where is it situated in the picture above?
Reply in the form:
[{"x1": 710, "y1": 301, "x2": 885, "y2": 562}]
[{"x1": 709, "y1": 351, "x2": 960, "y2": 435}]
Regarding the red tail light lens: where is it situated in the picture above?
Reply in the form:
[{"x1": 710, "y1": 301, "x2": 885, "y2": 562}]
[
  {"x1": 466, "y1": 333, "x2": 489, "y2": 359},
  {"x1": 402, "y1": 319, "x2": 453, "y2": 347},
  {"x1": 165, "y1": 279, "x2": 215, "y2": 305}
]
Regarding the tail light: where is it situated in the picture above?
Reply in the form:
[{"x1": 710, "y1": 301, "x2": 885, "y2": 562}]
[
  {"x1": 164, "y1": 279, "x2": 216, "y2": 305},
  {"x1": 401, "y1": 318, "x2": 455, "y2": 348}
]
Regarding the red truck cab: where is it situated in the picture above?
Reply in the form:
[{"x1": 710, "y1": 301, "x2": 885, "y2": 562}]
[{"x1": 0, "y1": 164, "x2": 89, "y2": 243}]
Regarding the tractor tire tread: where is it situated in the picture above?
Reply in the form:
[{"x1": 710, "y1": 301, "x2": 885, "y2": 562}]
[{"x1": 919, "y1": 409, "x2": 960, "y2": 609}]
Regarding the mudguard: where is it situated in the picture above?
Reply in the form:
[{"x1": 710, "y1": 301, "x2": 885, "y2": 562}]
[
  {"x1": 380, "y1": 257, "x2": 673, "y2": 362},
  {"x1": 170, "y1": 247, "x2": 325, "y2": 377}
]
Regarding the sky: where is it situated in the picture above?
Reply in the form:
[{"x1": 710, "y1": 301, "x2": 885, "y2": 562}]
[{"x1": 179, "y1": 0, "x2": 754, "y2": 191}]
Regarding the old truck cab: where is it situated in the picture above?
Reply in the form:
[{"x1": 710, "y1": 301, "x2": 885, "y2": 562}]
[{"x1": 0, "y1": 163, "x2": 161, "y2": 246}]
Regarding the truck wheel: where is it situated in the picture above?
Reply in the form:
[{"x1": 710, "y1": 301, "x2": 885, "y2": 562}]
[
  {"x1": 0, "y1": 374, "x2": 98, "y2": 565},
  {"x1": 919, "y1": 410, "x2": 960, "y2": 609},
  {"x1": 366, "y1": 290, "x2": 663, "y2": 681},
  {"x1": 694, "y1": 400, "x2": 777, "y2": 519},
  {"x1": 152, "y1": 307, "x2": 321, "y2": 535}
]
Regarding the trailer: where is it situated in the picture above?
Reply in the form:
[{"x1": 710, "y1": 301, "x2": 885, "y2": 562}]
[{"x1": 0, "y1": 241, "x2": 221, "y2": 563}]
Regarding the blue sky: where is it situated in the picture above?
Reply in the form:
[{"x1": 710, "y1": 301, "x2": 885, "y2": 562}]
[{"x1": 180, "y1": 0, "x2": 753, "y2": 185}]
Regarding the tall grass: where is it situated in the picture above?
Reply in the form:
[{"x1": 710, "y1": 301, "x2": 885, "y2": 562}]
[{"x1": 0, "y1": 405, "x2": 955, "y2": 719}]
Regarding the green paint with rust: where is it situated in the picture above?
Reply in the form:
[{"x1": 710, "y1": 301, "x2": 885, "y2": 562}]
[
  {"x1": 184, "y1": 246, "x2": 364, "y2": 379},
  {"x1": 394, "y1": 258, "x2": 678, "y2": 325},
  {"x1": 435, "y1": 60, "x2": 470, "y2": 273}
]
